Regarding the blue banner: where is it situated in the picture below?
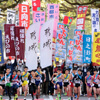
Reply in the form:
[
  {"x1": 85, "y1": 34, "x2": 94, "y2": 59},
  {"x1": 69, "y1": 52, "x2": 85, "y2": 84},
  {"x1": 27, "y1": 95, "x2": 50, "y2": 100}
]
[
  {"x1": 55, "y1": 23, "x2": 68, "y2": 59},
  {"x1": 83, "y1": 35, "x2": 92, "y2": 63},
  {"x1": 0, "y1": 30, "x2": 4, "y2": 64}
]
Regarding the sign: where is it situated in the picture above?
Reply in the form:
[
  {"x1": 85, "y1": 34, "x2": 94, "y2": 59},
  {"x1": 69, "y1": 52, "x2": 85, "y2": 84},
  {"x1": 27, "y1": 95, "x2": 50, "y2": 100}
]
[
  {"x1": 73, "y1": 29, "x2": 85, "y2": 64},
  {"x1": 47, "y1": 4, "x2": 59, "y2": 38},
  {"x1": 92, "y1": 32, "x2": 100, "y2": 66},
  {"x1": 0, "y1": 30, "x2": 4, "y2": 64},
  {"x1": 63, "y1": 16, "x2": 73, "y2": 26},
  {"x1": 33, "y1": 11, "x2": 45, "y2": 41},
  {"x1": 83, "y1": 35, "x2": 92, "y2": 63},
  {"x1": 76, "y1": 6, "x2": 88, "y2": 30},
  {"x1": 40, "y1": 19, "x2": 54, "y2": 68},
  {"x1": 19, "y1": 4, "x2": 30, "y2": 29},
  {"x1": 4, "y1": 24, "x2": 15, "y2": 56},
  {"x1": 32, "y1": 0, "x2": 40, "y2": 11},
  {"x1": 7, "y1": 9, "x2": 16, "y2": 24},
  {"x1": 14, "y1": 27, "x2": 25, "y2": 59},
  {"x1": 66, "y1": 39, "x2": 74, "y2": 63},
  {"x1": 26, "y1": 22, "x2": 40, "y2": 70},
  {"x1": 91, "y1": 9, "x2": 99, "y2": 42},
  {"x1": 55, "y1": 23, "x2": 68, "y2": 59}
]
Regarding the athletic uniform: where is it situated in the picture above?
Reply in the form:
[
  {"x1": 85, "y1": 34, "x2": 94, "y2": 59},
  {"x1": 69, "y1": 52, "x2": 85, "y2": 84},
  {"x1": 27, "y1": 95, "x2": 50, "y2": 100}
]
[
  {"x1": 93, "y1": 74, "x2": 100, "y2": 88},
  {"x1": 11, "y1": 75, "x2": 19, "y2": 95},
  {"x1": 0, "y1": 76, "x2": 5, "y2": 89},
  {"x1": 73, "y1": 74, "x2": 82, "y2": 87},
  {"x1": 55, "y1": 73, "x2": 63, "y2": 90},
  {"x1": 5, "y1": 73, "x2": 12, "y2": 99},
  {"x1": 22, "y1": 72, "x2": 29, "y2": 86},
  {"x1": 29, "y1": 75, "x2": 36, "y2": 98},
  {"x1": 64, "y1": 74, "x2": 69, "y2": 87},
  {"x1": 35, "y1": 71, "x2": 42, "y2": 87},
  {"x1": 70, "y1": 73, "x2": 75, "y2": 88},
  {"x1": 18, "y1": 75, "x2": 22, "y2": 87},
  {"x1": 86, "y1": 75, "x2": 92, "y2": 87}
]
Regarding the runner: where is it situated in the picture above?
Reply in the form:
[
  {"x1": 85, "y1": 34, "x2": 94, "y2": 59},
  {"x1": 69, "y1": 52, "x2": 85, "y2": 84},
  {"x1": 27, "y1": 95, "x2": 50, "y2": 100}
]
[
  {"x1": 0, "y1": 72, "x2": 5, "y2": 100},
  {"x1": 69, "y1": 67, "x2": 77, "y2": 100},
  {"x1": 5, "y1": 68, "x2": 12, "y2": 100},
  {"x1": 92, "y1": 69, "x2": 100, "y2": 100},
  {"x1": 29, "y1": 70, "x2": 36, "y2": 100},
  {"x1": 85, "y1": 70, "x2": 92, "y2": 100},
  {"x1": 21, "y1": 66, "x2": 30, "y2": 100},
  {"x1": 11, "y1": 70, "x2": 19, "y2": 100},
  {"x1": 52, "y1": 68, "x2": 63, "y2": 100},
  {"x1": 73, "y1": 69, "x2": 83, "y2": 100},
  {"x1": 35, "y1": 66, "x2": 46, "y2": 99},
  {"x1": 17, "y1": 70, "x2": 22, "y2": 96},
  {"x1": 63, "y1": 69, "x2": 70, "y2": 100}
]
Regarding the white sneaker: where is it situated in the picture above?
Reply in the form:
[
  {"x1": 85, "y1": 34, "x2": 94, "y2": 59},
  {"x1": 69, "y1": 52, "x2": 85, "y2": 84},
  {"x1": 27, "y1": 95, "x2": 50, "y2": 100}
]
[{"x1": 88, "y1": 98, "x2": 90, "y2": 100}]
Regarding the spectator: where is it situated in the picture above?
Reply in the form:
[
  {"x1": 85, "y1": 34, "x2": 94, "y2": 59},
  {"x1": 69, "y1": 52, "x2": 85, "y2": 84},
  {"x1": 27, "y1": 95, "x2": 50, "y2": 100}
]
[{"x1": 15, "y1": 60, "x2": 24, "y2": 72}]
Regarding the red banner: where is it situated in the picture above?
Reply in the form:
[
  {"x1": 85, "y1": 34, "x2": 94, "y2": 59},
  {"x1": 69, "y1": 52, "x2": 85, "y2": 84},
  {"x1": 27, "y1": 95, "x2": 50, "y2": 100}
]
[
  {"x1": 19, "y1": 4, "x2": 30, "y2": 29},
  {"x1": 32, "y1": 0, "x2": 40, "y2": 11},
  {"x1": 76, "y1": 6, "x2": 88, "y2": 30},
  {"x1": 4, "y1": 24, "x2": 15, "y2": 57},
  {"x1": 14, "y1": 27, "x2": 25, "y2": 59}
]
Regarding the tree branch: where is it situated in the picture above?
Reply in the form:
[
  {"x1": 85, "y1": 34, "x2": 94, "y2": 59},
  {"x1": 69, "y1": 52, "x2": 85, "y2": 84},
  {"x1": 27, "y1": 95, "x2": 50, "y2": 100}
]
[{"x1": 64, "y1": 0, "x2": 96, "y2": 5}]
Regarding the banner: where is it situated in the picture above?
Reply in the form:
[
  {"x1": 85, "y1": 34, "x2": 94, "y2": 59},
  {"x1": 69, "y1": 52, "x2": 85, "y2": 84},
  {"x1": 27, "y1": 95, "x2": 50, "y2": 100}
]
[
  {"x1": 73, "y1": 29, "x2": 85, "y2": 64},
  {"x1": 91, "y1": 9, "x2": 99, "y2": 42},
  {"x1": 40, "y1": 19, "x2": 54, "y2": 68},
  {"x1": 33, "y1": 11, "x2": 45, "y2": 41},
  {"x1": 32, "y1": 0, "x2": 40, "y2": 11},
  {"x1": 0, "y1": 30, "x2": 4, "y2": 64},
  {"x1": 83, "y1": 35, "x2": 92, "y2": 63},
  {"x1": 76, "y1": 6, "x2": 88, "y2": 30},
  {"x1": 19, "y1": 4, "x2": 30, "y2": 29},
  {"x1": 92, "y1": 32, "x2": 100, "y2": 66},
  {"x1": 26, "y1": 22, "x2": 40, "y2": 70},
  {"x1": 7, "y1": 9, "x2": 16, "y2": 24},
  {"x1": 63, "y1": 16, "x2": 73, "y2": 26},
  {"x1": 4, "y1": 24, "x2": 15, "y2": 56},
  {"x1": 14, "y1": 27, "x2": 25, "y2": 59},
  {"x1": 47, "y1": 4, "x2": 59, "y2": 38},
  {"x1": 66, "y1": 39, "x2": 74, "y2": 63},
  {"x1": 55, "y1": 23, "x2": 68, "y2": 59}
]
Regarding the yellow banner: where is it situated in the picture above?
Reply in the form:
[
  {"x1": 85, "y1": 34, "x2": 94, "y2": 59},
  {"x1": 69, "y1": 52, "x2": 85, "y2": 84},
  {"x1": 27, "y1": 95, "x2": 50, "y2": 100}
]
[{"x1": 92, "y1": 32, "x2": 100, "y2": 66}]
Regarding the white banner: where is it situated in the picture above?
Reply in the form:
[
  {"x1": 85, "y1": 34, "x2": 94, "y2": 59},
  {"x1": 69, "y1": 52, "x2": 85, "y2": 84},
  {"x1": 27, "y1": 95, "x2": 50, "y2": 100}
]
[
  {"x1": 26, "y1": 22, "x2": 40, "y2": 70},
  {"x1": 91, "y1": 9, "x2": 99, "y2": 42},
  {"x1": 7, "y1": 9, "x2": 16, "y2": 24},
  {"x1": 40, "y1": 19, "x2": 54, "y2": 68}
]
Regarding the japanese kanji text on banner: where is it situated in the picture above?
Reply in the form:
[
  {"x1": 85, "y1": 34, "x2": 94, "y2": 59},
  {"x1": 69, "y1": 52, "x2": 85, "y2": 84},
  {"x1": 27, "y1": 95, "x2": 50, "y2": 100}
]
[
  {"x1": 76, "y1": 6, "x2": 88, "y2": 30},
  {"x1": 19, "y1": 4, "x2": 30, "y2": 29},
  {"x1": 26, "y1": 22, "x2": 40, "y2": 70},
  {"x1": 92, "y1": 32, "x2": 100, "y2": 66}
]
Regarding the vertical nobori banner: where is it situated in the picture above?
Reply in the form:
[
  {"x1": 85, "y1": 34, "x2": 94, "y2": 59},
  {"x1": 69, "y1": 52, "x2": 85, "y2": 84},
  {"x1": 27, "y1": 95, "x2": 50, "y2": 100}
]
[
  {"x1": 91, "y1": 9, "x2": 99, "y2": 42},
  {"x1": 0, "y1": 30, "x2": 4, "y2": 64},
  {"x1": 7, "y1": 9, "x2": 16, "y2": 24},
  {"x1": 55, "y1": 23, "x2": 68, "y2": 59},
  {"x1": 73, "y1": 29, "x2": 85, "y2": 64},
  {"x1": 40, "y1": 19, "x2": 54, "y2": 68},
  {"x1": 14, "y1": 27, "x2": 25, "y2": 59},
  {"x1": 66, "y1": 39, "x2": 74, "y2": 64},
  {"x1": 83, "y1": 35, "x2": 92, "y2": 63},
  {"x1": 26, "y1": 22, "x2": 40, "y2": 70},
  {"x1": 19, "y1": 4, "x2": 30, "y2": 29},
  {"x1": 92, "y1": 32, "x2": 100, "y2": 66},
  {"x1": 4, "y1": 24, "x2": 15, "y2": 56},
  {"x1": 76, "y1": 6, "x2": 88, "y2": 30},
  {"x1": 32, "y1": 0, "x2": 40, "y2": 11},
  {"x1": 47, "y1": 4, "x2": 59, "y2": 38},
  {"x1": 33, "y1": 11, "x2": 45, "y2": 42}
]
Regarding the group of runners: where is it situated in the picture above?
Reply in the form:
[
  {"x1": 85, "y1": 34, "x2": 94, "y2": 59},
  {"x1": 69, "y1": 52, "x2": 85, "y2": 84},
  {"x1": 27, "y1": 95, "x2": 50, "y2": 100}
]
[{"x1": 0, "y1": 66, "x2": 100, "y2": 100}]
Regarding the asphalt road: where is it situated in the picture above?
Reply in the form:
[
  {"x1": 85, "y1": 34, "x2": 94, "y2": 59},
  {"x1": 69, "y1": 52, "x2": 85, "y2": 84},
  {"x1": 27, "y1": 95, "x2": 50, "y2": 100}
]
[{"x1": 2, "y1": 95, "x2": 96, "y2": 100}]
